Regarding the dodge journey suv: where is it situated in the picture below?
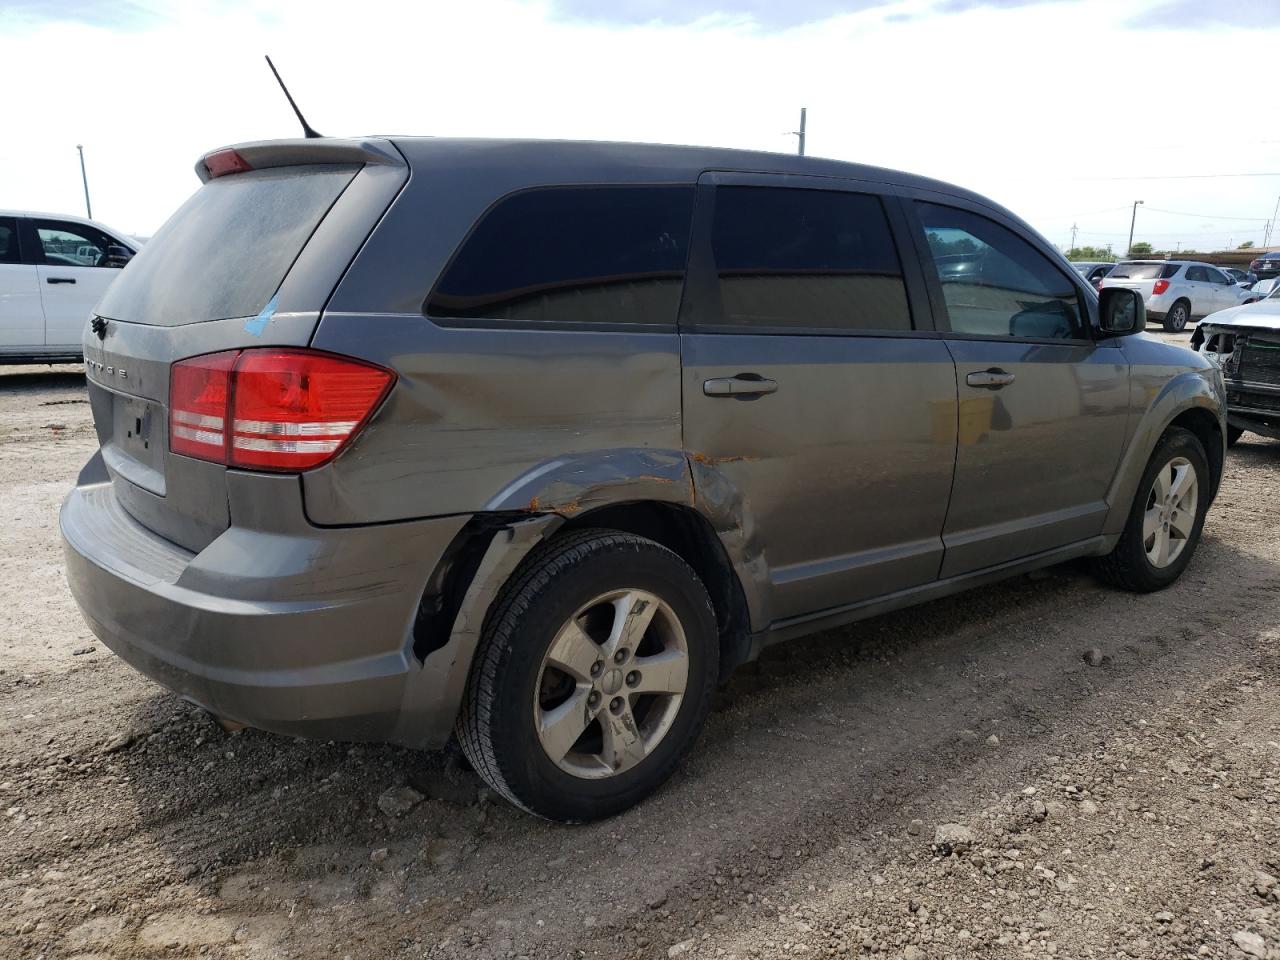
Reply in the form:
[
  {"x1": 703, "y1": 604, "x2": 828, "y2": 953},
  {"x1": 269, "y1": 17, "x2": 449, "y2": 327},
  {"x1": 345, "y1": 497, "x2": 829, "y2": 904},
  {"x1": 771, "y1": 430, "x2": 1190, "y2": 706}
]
[{"x1": 62, "y1": 137, "x2": 1226, "y2": 821}]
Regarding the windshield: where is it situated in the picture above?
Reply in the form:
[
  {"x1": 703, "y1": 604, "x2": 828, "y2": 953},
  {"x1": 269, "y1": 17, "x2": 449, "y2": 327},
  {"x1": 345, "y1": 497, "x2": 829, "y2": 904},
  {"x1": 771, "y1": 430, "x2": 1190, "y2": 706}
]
[{"x1": 96, "y1": 164, "x2": 359, "y2": 326}]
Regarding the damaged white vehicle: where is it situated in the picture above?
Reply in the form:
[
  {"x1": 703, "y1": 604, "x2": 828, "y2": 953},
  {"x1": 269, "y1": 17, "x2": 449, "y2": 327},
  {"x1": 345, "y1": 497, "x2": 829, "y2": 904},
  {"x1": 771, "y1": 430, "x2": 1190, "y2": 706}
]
[{"x1": 1193, "y1": 284, "x2": 1280, "y2": 446}]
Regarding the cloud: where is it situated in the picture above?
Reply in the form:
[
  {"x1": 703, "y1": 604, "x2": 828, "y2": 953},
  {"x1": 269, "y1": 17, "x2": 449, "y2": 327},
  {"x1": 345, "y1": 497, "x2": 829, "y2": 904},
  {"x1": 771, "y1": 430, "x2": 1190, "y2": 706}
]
[
  {"x1": 549, "y1": 0, "x2": 889, "y2": 28},
  {"x1": 1125, "y1": 0, "x2": 1275, "y2": 25},
  {"x1": 550, "y1": 0, "x2": 1079, "y2": 28},
  {"x1": 0, "y1": 0, "x2": 164, "y2": 29}
]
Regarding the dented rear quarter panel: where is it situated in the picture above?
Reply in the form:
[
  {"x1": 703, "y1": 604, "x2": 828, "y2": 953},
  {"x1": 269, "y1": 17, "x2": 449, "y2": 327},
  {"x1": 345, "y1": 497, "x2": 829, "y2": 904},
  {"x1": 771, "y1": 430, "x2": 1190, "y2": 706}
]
[{"x1": 304, "y1": 313, "x2": 685, "y2": 524}]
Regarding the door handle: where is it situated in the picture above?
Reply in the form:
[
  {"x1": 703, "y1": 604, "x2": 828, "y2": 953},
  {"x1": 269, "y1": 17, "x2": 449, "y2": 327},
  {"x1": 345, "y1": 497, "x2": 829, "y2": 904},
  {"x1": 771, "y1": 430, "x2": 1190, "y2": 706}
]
[
  {"x1": 965, "y1": 368, "x2": 1016, "y2": 389},
  {"x1": 703, "y1": 375, "x2": 778, "y2": 398},
  {"x1": 46, "y1": 277, "x2": 76, "y2": 285}
]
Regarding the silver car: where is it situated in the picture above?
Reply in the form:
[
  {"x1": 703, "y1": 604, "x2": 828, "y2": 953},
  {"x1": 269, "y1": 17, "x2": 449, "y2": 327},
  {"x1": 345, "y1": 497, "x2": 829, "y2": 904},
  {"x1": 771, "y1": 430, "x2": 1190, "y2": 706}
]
[
  {"x1": 1100, "y1": 259, "x2": 1254, "y2": 332},
  {"x1": 60, "y1": 137, "x2": 1226, "y2": 821}
]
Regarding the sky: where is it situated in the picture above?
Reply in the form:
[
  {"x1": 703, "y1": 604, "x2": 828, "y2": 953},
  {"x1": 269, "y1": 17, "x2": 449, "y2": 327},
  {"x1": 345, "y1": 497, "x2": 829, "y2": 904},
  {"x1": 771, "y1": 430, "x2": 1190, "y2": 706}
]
[{"x1": 2, "y1": 0, "x2": 1278, "y2": 252}]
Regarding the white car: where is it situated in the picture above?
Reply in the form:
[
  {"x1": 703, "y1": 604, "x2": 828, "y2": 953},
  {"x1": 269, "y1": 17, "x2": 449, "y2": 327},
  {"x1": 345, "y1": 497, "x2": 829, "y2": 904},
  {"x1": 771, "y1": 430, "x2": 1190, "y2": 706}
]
[
  {"x1": 1193, "y1": 283, "x2": 1280, "y2": 445},
  {"x1": 1099, "y1": 259, "x2": 1254, "y2": 333},
  {"x1": 0, "y1": 210, "x2": 137, "y2": 363}
]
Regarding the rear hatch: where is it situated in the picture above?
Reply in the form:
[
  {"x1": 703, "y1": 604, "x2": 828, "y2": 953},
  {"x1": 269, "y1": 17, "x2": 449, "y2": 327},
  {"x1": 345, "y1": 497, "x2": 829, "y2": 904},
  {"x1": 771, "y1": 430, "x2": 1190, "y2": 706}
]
[{"x1": 83, "y1": 138, "x2": 407, "y2": 552}]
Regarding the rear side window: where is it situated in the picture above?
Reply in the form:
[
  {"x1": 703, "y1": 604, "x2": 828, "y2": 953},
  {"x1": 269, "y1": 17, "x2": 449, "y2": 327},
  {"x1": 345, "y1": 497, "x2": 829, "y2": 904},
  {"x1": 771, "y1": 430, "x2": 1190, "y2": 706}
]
[
  {"x1": 917, "y1": 202, "x2": 1082, "y2": 340},
  {"x1": 1186, "y1": 266, "x2": 1209, "y2": 282},
  {"x1": 427, "y1": 186, "x2": 694, "y2": 326},
  {"x1": 708, "y1": 187, "x2": 911, "y2": 331},
  {"x1": 0, "y1": 217, "x2": 18, "y2": 264},
  {"x1": 96, "y1": 164, "x2": 358, "y2": 326}
]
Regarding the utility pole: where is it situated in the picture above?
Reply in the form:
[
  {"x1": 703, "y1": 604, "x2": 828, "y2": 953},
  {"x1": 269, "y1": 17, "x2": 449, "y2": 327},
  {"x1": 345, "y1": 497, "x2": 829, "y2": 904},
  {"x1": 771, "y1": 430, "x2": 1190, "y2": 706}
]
[
  {"x1": 1069, "y1": 223, "x2": 1078, "y2": 256},
  {"x1": 1264, "y1": 193, "x2": 1280, "y2": 249},
  {"x1": 1126, "y1": 199, "x2": 1144, "y2": 255},
  {"x1": 789, "y1": 108, "x2": 807, "y2": 157},
  {"x1": 76, "y1": 144, "x2": 92, "y2": 219}
]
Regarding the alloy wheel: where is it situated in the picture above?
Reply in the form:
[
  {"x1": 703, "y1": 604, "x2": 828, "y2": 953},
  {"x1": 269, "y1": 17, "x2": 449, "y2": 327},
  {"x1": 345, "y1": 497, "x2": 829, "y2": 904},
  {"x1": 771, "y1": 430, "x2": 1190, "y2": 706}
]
[
  {"x1": 533, "y1": 589, "x2": 689, "y2": 779},
  {"x1": 1143, "y1": 456, "x2": 1198, "y2": 568}
]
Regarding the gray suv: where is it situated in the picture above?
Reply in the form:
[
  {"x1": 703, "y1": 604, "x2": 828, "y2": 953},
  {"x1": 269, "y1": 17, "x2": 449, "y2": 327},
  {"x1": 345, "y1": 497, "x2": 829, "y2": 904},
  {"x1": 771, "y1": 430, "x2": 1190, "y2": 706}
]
[{"x1": 61, "y1": 138, "x2": 1226, "y2": 821}]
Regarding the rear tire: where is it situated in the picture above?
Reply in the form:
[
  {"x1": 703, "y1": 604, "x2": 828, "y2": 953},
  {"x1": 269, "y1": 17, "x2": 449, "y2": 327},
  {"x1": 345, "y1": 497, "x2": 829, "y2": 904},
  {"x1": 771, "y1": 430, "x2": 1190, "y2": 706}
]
[
  {"x1": 457, "y1": 530, "x2": 718, "y2": 822},
  {"x1": 1227, "y1": 425, "x2": 1245, "y2": 447},
  {"x1": 1094, "y1": 427, "x2": 1210, "y2": 593},
  {"x1": 1163, "y1": 300, "x2": 1190, "y2": 333}
]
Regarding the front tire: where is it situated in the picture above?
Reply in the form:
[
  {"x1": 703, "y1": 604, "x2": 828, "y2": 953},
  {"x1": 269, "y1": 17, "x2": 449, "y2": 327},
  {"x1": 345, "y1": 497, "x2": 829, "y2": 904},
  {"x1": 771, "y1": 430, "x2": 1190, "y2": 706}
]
[
  {"x1": 1163, "y1": 300, "x2": 1190, "y2": 332},
  {"x1": 457, "y1": 530, "x2": 718, "y2": 821},
  {"x1": 1094, "y1": 427, "x2": 1210, "y2": 592}
]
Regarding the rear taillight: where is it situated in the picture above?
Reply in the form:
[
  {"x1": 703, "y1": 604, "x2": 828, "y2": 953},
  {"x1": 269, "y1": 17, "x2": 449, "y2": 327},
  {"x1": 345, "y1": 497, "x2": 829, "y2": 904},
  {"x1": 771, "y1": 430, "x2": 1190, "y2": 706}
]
[
  {"x1": 1152, "y1": 279, "x2": 1170, "y2": 295},
  {"x1": 169, "y1": 349, "x2": 394, "y2": 472},
  {"x1": 204, "y1": 148, "x2": 253, "y2": 179},
  {"x1": 169, "y1": 351, "x2": 237, "y2": 461}
]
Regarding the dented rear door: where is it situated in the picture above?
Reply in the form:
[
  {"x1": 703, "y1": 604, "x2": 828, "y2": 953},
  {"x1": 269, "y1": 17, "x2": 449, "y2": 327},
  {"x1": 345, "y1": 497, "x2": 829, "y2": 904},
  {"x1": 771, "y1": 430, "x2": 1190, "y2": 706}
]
[{"x1": 679, "y1": 173, "x2": 958, "y2": 625}]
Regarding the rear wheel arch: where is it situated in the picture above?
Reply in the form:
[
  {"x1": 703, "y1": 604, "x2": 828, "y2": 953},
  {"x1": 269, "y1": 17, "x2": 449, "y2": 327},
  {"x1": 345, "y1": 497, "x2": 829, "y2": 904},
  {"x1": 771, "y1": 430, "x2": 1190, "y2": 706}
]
[{"x1": 555, "y1": 501, "x2": 754, "y2": 680}]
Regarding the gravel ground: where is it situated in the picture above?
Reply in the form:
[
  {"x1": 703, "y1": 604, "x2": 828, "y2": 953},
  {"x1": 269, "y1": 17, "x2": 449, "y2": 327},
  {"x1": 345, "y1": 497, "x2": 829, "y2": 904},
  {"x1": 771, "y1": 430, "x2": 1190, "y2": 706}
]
[{"x1": 1, "y1": 342, "x2": 1278, "y2": 960}]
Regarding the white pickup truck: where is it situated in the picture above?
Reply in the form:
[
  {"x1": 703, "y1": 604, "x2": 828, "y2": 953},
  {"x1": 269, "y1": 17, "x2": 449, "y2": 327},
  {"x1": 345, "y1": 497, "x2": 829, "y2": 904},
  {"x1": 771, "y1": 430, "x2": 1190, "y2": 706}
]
[{"x1": 0, "y1": 211, "x2": 137, "y2": 364}]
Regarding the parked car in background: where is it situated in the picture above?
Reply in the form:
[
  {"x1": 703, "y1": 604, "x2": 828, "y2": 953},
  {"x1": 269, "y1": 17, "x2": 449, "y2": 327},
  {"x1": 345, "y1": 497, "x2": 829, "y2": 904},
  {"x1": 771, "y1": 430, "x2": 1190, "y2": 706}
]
[
  {"x1": 1249, "y1": 251, "x2": 1280, "y2": 280},
  {"x1": 1072, "y1": 261, "x2": 1116, "y2": 289},
  {"x1": 1221, "y1": 267, "x2": 1258, "y2": 286},
  {"x1": 1194, "y1": 283, "x2": 1280, "y2": 445},
  {"x1": 1100, "y1": 260, "x2": 1254, "y2": 332},
  {"x1": 1244, "y1": 278, "x2": 1278, "y2": 303},
  {"x1": 0, "y1": 211, "x2": 137, "y2": 364},
  {"x1": 61, "y1": 137, "x2": 1225, "y2": 821}
]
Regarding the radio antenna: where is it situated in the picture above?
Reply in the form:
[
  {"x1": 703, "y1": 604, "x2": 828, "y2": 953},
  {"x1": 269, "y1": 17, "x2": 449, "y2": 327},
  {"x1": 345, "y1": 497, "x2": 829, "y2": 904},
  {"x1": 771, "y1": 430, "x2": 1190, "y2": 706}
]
[{"x1": 264, "y1": 55, "x2": 323, "y2": 139}]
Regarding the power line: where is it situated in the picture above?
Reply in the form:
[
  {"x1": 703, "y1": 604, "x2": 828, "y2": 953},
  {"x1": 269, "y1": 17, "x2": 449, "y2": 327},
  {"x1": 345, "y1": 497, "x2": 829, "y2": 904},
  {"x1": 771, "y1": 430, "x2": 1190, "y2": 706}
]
[
  {"x1": 1142, "y1": 206, "x2": 1274, "y2": 222},
  {"x1": 1071, "y1": 171, "x2": 1280, "y2": 181}
]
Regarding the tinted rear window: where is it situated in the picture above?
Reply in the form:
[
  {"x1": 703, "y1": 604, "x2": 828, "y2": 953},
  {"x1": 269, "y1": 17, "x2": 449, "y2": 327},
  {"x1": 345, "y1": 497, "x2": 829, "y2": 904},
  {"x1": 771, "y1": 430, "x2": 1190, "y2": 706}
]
[
  {"x1": 427, "y1": 185, "x2": 694, "y2": 326},
  {"x1": 1110, "y1": 262, "x2": 1177, "y2": 280},
  {"x1": 708, "y1": 186, "x2": 911, "y2": 331},
  {"x1": 96, "y1": 164, "x2": 358, "y2": 326},
  {"x1": 0, "y1": 217, "x2": 18, "y2": 264}
]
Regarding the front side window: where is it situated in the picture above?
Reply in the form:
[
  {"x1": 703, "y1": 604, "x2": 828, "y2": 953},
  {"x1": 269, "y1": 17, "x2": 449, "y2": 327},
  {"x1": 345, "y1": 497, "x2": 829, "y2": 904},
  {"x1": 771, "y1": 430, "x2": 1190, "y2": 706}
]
[
  {"x1": 917, "y1": 203, "x2": 1082, "y2": 340},
  {"x1": 33, "y1": 219, "x2": 122, "y2": 267},
  {"x1": 708, "y1": 186, "x2": 911, "y2": 331},
  {"x1": 427, "y1": 185, "x2": 694, "y2": 326}
]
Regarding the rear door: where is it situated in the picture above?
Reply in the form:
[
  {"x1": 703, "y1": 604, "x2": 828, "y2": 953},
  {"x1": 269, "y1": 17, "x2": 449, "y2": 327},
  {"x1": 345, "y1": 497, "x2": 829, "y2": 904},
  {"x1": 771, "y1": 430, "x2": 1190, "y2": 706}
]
[
  {"x1": 1184, "y1": 265, "x2": 1214, "y2": 317},
  {"x1": 29, "y1": 218, "x2": 128, "y2": 349},
  {"x1": 0, "y1": 216, "x2": 42, "y2": 350},
  {"x1": 906, "y1": 198, "x2": 1131, "y2": 577},
  {"x1": 680, "y1": 174, "x2": 958, "y2": 623}
]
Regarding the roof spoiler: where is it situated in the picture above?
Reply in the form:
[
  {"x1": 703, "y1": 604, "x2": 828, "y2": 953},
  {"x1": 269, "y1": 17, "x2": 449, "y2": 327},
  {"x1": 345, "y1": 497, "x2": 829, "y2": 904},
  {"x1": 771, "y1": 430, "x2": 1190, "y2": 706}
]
[{"x1": 193, "y1": 138, "x2": 404, "y2": 183}]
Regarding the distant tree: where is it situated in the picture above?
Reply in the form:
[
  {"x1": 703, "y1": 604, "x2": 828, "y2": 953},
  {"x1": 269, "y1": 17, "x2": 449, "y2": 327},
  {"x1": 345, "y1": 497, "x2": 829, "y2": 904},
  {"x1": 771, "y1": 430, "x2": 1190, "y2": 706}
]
[
  {"x1": 1066, "y1": 245, "x2": 1115, "y2": 262},
  {"x1": 1129, "y1": 241, "x2": 1154, "y2": 256},
  {"x1": 1238, "y1": 240, "x2": 1255, "y2": 249}
]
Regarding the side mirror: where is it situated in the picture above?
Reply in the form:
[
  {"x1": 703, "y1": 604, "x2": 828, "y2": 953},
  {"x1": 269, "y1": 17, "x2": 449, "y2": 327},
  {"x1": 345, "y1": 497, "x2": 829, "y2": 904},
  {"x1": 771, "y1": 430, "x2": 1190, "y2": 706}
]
[
  {"x1": 1099, "y1": 287, "x2": 1144, "y2": 336},
  {"x1": 103, "y1": 245, "x2": 133, "y2": 268}
]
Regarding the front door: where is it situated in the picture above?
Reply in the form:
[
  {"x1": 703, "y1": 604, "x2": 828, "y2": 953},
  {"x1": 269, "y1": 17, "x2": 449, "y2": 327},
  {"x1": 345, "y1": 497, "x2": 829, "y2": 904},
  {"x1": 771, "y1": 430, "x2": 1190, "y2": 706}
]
[
  {"x1": 907, "y1": 199, "x2": 1131, "y2": 578},
  {"x1": 29, "y1": 218, "x2": 126, "y2": 349},
  {"x1": 680, "y1": 176, "x2": 959, "y2": 624}
]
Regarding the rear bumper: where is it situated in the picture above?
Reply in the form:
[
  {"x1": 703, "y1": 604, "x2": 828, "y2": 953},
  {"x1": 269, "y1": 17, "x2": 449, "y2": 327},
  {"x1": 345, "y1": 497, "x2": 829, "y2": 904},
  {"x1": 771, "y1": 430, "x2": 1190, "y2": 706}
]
[{"x1": 60, "y1": 459, "x2": 473, "y2": 747}]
